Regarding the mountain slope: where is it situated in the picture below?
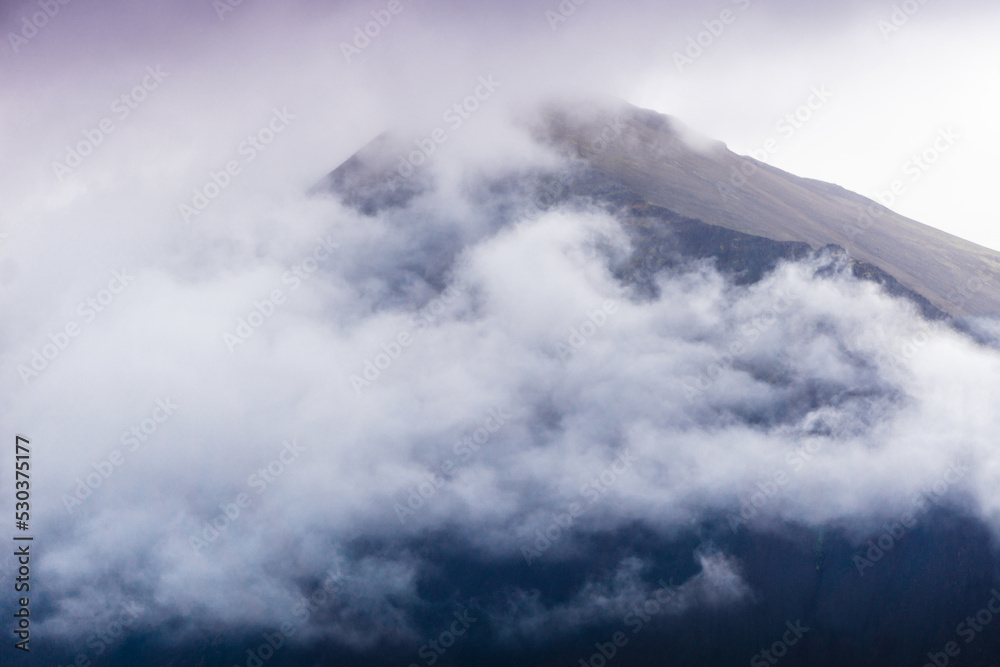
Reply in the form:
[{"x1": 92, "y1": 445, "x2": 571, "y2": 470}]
[
  {"x1": 315, "y1": 98, "x2": 1000, "y2": 319},
  {"x1": 535, "y1": 100, "x2": 1000, "y2": 318}
]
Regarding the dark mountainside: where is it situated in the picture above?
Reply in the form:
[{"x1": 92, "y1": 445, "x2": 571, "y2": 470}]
[{"x1": 229, "y1": 100, "x2": 1000, "y2": 667}]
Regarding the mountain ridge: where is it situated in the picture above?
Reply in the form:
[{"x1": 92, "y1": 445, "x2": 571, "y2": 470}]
[{"x1": 315, "y1": 98, "x2": 1000, "y2": 319}]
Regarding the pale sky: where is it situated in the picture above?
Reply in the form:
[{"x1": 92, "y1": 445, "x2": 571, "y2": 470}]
[
  {"x1": 627, "y1": 1, "x2": 1000, "y2": 251},
  {"x1": 2, "y1": 0, "x2": 997, "y2": 249}
]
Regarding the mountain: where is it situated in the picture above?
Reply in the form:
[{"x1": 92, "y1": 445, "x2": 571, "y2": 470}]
[{"x1": 314, "y1": 98, "x2": 1000, "y2": 320}]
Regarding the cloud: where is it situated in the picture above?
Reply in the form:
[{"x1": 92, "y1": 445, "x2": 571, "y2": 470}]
[
  {"x1": 13, "y1": 134, "x2": 1000, "y2": 650},
  {"x1": 496, "y1": 549, "x2": 752, "y2": 644},
  {"x1": 2, "y1": 1, "x2": 999, "y2": 662}
]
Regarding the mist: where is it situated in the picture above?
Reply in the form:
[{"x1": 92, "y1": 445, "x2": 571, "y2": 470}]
[{"x1": 2, "y1": 1, "x2": 1000, "y2": 665}]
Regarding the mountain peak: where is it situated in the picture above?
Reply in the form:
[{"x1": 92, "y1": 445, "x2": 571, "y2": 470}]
[{"x1": 317, "y1": 98, "x2": 1000, "y2": 318}]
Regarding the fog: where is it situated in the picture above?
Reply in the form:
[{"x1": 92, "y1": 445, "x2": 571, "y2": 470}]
[{"x1": 1, "y1": 0, "x2": 999, "y2": 663}]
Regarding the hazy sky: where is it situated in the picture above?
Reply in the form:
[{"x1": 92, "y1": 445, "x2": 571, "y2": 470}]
[{"x1": 1, "y1": 0, "x2": 997, "y2": 249}]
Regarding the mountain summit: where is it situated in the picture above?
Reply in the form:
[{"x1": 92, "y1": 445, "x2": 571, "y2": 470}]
[{"x1": 317, "y1": 98, "x2": 1000, "y2": 319}]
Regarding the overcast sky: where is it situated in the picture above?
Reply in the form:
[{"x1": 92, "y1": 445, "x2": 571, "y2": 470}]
[
  {"x1": 1, "y1": 0, "x2": 997, "y2": 249},
  {"x1": 2, "y1": 1, "x2": 999, "y2": 663}
]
